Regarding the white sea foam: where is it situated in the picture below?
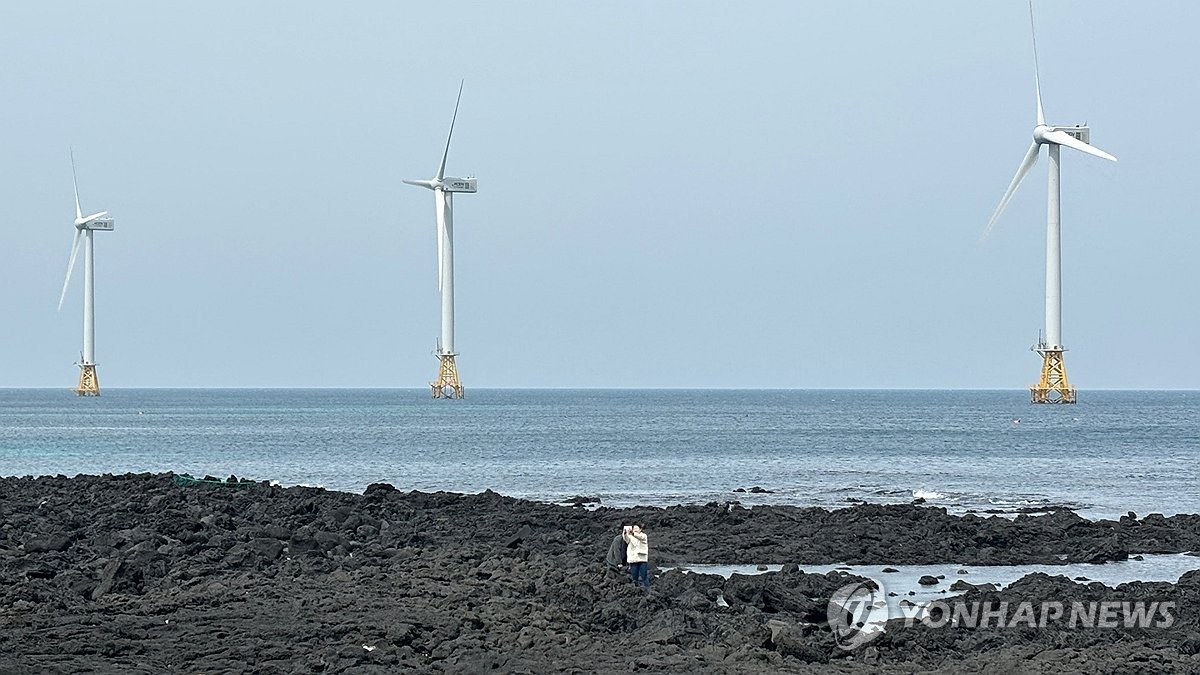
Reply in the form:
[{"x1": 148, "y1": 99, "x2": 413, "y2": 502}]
[{"x1": 912, "y1": 489, "x2": 948, "y2": 501}]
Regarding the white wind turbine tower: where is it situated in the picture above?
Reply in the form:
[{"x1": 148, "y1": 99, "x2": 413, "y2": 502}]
[
  {"x1": 404, "y1": 82, "x2": 477, "y2": 399},
  {"x1": 982, "y1": 1, "x2": 1116, "y2": 404},
  {"x1": 57, "y1": 149, "x2": 116, "y2": 396}
]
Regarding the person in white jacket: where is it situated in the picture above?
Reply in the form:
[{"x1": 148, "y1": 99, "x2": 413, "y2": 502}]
[{"x1": 622, "y1": 524, "x2": 650, "y2": 587}]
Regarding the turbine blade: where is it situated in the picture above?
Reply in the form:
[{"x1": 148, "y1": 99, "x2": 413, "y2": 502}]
[
  {"x1": 57, "y1": 229, "x2": 83, "y2": 311},
  {"x1": 1028, "y1": 0, "x2": 1045, "y2": 126},
  {"x1": 435, "y1": 190, "x2": 446, "y2": 292},
  {"x1": 981, "y1": 141, "x2": 1042, "y2": 241},
  {"x1": 404, "y1": 179, "x2": 435, "y2": 189},
  {"x1": 70, "y1": 148, "x2": 82, "y2": 221},
  {"x1": 436, "y1": 80, "x2": 464, "y2": 181},
  {"x1": 1042, "y1": 129, "x2": 1118, "y2": 162},
  {"x1": 80, "y1": 211, "x2": 108, "y2": 224}
]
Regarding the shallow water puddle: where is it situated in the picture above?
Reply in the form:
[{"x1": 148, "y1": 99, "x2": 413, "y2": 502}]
[{"x1": 678, "y1": 553, "x2": 1200, "y2": 617}]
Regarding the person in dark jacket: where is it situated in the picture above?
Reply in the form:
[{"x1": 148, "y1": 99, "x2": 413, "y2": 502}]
[{"x1": 605, "y1": 528, "x2": 627, "y2": 573}]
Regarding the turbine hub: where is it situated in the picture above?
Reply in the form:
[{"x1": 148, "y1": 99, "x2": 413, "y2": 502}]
[{"x1": 1033, "y1": 124, "x2": 1051, "y2": 144}]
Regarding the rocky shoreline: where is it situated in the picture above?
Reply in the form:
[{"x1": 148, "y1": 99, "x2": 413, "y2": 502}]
[{"x1": 1, "y1": 473, "x2": 1198, "y2": 672}]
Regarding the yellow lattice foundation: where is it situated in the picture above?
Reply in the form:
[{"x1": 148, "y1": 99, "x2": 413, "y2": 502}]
[
  {"x1": 75, "y1": 363, "x2": 101, "y2": 397},
  {"x1": 431, "y1": 354, "x2": 464, "y2": 399},
  {"x1": 1030, "y1": 349, "x2": 1075, "y2": 404}
]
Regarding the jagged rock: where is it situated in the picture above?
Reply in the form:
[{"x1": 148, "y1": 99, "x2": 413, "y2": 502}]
[
  {"x1": 640, "y1": 611, "x2": 689, "y2": 644},
  {"x1": 314, "y1": 531, "x2": 347, "y2": 552},
  {"x1": 90, "y1": 557, "x2": 122, "y2": 600},
  {"x1": 259, "y1": 524, "x2": 290, "y2": 540},
  {"x1": 505, "y1": 524, "x2": 532, "y2": 549},
  {"x1": 288, "y1": 535, "x2": 322, "y2": 557},
  {"x1": 949, "y1": 580, "x2": 997, "y2": 592},
  {"x1": 248, "y1": 538, "x2": 284, "y2": 560},
  {"x1": 24, "y1": 534, "x2": 72, "y2": 553},
  {"x1": 0, "y1": 473, "x2": 1197, "y2": 673}
]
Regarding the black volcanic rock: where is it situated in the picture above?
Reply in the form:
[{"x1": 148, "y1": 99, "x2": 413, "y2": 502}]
[
  {"x1": 24, "y1": 534, "x2": 72, "y2": 553},
  {"x1": 949, "y1": 580, "x2": 996, "y2": 592},
  {"x1": 0, "y1": 473, "x2": 1198, "y2": 673}
]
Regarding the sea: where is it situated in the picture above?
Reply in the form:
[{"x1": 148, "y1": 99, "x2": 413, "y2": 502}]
[{"x1": 1, "y1": 389, "x2": 1197, "y2": 522}]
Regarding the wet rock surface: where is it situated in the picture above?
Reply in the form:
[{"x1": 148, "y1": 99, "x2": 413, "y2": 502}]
[{"x1": 0, "y1": 473, "x2": 1198, "y2": 673}]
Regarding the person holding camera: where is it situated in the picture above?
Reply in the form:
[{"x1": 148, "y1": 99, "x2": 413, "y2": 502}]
[{"x1": 622, "y1": 523, "x2": 650, "y2": 588}]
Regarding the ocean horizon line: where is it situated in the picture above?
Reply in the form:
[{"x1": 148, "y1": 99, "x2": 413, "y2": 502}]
[{"x1": 1, "y1": 386, "x2": 1196, "y2": 393}]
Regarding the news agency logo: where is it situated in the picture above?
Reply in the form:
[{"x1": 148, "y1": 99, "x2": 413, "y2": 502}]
[
  {"x1": 826, "y1": 579, "x2": 1177, "y2": 651},
  {"x1": 921, "y1": 599, "x2": 1176, "y2": 631},
  {"x1": 827, "y1": 580, "x2": 889, "y2": 650}
]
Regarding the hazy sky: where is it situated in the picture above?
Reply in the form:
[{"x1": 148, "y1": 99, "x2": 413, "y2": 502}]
[{"x1": 2, "y1": 2, "x2": 1197, "y2": 389}]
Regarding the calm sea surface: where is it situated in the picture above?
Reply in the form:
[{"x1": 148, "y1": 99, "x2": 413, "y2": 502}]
[{"x1": 0, "y1": 389, "x2": 1196, "y2": 520}]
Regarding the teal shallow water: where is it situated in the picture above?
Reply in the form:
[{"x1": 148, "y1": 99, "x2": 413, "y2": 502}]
[{"x1": 0, "y1": 389, "x2": 1196, "y2": 520}]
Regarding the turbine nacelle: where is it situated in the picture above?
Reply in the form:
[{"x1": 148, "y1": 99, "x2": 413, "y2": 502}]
[
  {"x1": 74, "y1": 212, "x2": 114, "y2": 230},
  {"x1": 403, "y1": 177, "x2": 478, "y2": 193},
  {"x1": 1038, "y1": 122, "x2": 1115, "y2": 162},
  {"x1": 1033, "y1": 124, "x2": 1090, "y2": 146},
  {"x1": 441, "y1": 177, "x2": 477, "y2": 193}
]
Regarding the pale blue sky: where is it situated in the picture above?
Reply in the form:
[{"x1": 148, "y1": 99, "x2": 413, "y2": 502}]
[{"x1": 2, "y1": 2, "x2": 1197, "y2": 388}]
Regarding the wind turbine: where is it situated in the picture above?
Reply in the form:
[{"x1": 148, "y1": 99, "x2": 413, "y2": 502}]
[
  {"x1": 404, "y1": 82, "x2": 477, "y2": 399},
  {"x1": 57, "y1": 150, "x2": 115, "y2": 396},
  {"x1": 981, "y1": 1, "x2": 1116, "y2": 404}
]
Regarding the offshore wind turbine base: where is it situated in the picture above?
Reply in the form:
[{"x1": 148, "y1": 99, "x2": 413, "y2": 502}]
[
  {"x1": 1030, "y1": 344, "x2": 1075, "y2": 404},
  {"x1": 431, "y1": 353, "x2": 464, "y2": 400}
]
